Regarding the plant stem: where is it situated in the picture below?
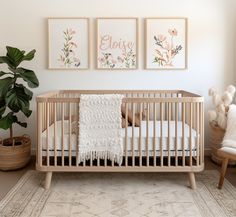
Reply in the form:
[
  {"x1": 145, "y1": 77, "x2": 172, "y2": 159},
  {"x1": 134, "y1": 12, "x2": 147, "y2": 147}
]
[{"x1": 10, "y1": 126, "x2": 13, "y2": 140}]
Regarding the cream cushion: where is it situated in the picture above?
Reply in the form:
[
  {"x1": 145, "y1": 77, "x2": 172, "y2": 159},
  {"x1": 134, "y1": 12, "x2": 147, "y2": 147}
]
[{"x1": 223, "y1": 105, "x2": 236, "y2": 148}]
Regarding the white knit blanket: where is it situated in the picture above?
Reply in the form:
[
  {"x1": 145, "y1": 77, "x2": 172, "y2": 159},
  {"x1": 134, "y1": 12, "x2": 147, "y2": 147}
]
[
  {"x1": 79, "y1": 94, "x2": 124, "y2": 165},
  {"x1": 223, "y1": 104, "x2": 236, "y2": 148}
]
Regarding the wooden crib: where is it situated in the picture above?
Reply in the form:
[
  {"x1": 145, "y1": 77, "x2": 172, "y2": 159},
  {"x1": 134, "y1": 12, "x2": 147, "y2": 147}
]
[{"x1": 36, "y1": 90, "x2": 204, "y2": 189}]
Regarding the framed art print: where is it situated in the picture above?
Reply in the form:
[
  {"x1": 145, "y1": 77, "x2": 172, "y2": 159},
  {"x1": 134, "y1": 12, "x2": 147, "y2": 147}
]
[
  {"x1": 145, "y1": 18, "x2": 187, "y2": 70},
  {"x1": 48, "y1": 18, "x2": 89, "y2": 69},
  {"x1": 96, "y1": 18, "x2": 138, "y2": 70}
]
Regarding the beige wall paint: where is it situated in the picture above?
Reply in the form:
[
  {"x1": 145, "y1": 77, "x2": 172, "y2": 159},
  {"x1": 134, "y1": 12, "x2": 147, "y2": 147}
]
[{"x1": 0, "y1": 0, "x2": 235, "y2": 149}]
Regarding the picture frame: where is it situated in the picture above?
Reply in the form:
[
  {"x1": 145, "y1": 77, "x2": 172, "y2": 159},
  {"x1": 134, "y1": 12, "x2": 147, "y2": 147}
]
[
  {"x1": 96, "y1": 18, "x2": 138, "y2": 70},
  {"x1": 48, "y1": 18, "x2": 90, "y2": 70},
  {"x1": 145, "y1": 18, "x2": 187, "y2": 70}
]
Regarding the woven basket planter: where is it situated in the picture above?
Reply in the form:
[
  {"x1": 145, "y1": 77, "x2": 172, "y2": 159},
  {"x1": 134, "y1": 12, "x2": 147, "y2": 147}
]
[
  {"x1": 0, "y1": 135, "x2": 31, "y2": 171},
  {"x1": 209, "y1": 122, "x2": 236, "y2": 166}
]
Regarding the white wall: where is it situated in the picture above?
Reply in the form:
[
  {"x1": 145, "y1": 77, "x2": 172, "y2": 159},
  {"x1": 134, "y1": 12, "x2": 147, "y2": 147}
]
[{"x1": 0, "y1": 0, "x2": 236, "y2": 150}]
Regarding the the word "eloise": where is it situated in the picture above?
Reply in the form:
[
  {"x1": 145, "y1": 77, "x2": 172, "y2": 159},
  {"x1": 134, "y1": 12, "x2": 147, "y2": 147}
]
[{"x1": 99, "y1": 35, "x2": 134, "y2": 52}]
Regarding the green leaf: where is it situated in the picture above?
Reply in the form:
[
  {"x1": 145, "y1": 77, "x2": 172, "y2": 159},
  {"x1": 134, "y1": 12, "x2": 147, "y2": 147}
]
[
  {"x1": 16, "y1": 67, "x2": 39, "y2": 88},
  {"x1": 23, "y1": 49, "x2": 36, "y2": 61},
  {"x1": 0, "y1": 56, "x2": 14, "y2": 68},
  {"x1": 21, "y1": 107, "x2": 32, "y2": 117},
  {"x1": 0, "y1": 112, "x2": 17, "y2": 130},
  {"x1": 5, "y1": 86, "x2": 29, "y2": 113},
  {"x1": 0, "y1": 97, "x2": 6, "y2": 117},
  {"x1": 23, "y1": 87, "x2": 33, "y2": 100},
  {"x1": 0, "y1": 71, "x2": 8, "y2": 77},
  {"x1": 16, "y1": 121, "x2": 27, "y2": 128},
  {"x1": 0, "y1": 77, "x2": 14, "y2": 97},
  {"x1": 6, "y1": 46, "x2": 24, "y2": 67},
  {"x1": 16, "y1": 84, "x2": 33, "y2": 100}
]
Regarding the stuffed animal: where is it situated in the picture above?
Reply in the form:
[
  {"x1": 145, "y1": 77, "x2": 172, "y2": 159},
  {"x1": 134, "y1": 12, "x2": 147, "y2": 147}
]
[{"x1": 208, "y1": 85, "x2": 236, "y2": 129}]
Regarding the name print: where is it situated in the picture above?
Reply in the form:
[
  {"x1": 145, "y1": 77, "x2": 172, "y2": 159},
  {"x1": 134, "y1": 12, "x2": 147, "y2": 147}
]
[{"x1": 99, "y1": 35, "x2": 134, "y2": 52}]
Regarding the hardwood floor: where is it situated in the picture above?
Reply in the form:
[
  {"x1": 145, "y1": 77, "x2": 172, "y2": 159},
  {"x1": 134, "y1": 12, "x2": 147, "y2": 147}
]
[{"x1": 0, "y1": 156, "x2": 235, "y2": 201}]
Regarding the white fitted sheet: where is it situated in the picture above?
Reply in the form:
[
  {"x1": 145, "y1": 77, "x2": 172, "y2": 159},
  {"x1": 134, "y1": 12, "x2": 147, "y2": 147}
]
[{"x1": 41, "y1": 120, "x2": 198, "y2": 156}]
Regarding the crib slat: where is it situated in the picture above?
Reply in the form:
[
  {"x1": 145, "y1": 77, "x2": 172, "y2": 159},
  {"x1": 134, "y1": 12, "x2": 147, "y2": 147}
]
[
  {"x1": 164, "y1": 93, "x2": 166, "y2": 120},
  {"x1": 171, "y1": 93, "x2": 177, "y2": 120},
  {"x1": 190, "y1": 103, "x2": 193, "y2": 166},
  {"x1": 104, "y1": 102, "x2": 107, "y2": 167},
  {"x1": 168, "y1": 102, "x2": 171, "y2": 166},
  {"x1": 196, "y1": 103, "x2": 199, "y2": 166},
  {"x1": 143, "y1": 93, "x2": 145, "y2": 118},
  {"x1": 46, "y1": 102, "x2": 49, "y2": 166},
  {"x1": 153, "y1": 103, "x2": 156, "y2": 167},
  {"x1": 132, "y1": 103, "x2": 135, "y2": 167},
  {"x1": 42, "y1": 103, "x2": 44, "y2": 131},
  {"x1": 50, "y1": 103, "x2": 53, "y2": 128},
  {"x1": 182, "y1": 102, "x2": 185, "y2": 166},
  {"x1": 148, "y1": 94, "x2": 151, "y2": 121},
  {"x1": 203, "y1": 102, "x2": 205, "y2": 164},
  {"x1": 76, "y1": 102, "x2": 79, "y2": 166},
  {"x1": 175, "y1": 102, "x2": 178, "y2": 166},
  {"x1": 37, "y1": 103, "x2": 42, "y2": 167},
  {"x1": 200, "y1": 102, "x2": 202, "y2": 165},
  {"x1": 44, "y1": 103, "x2": 46, "y2": 132},
  {"x1": 193, "y1": 102, "x2": 196, "y2": 135},
  {"x1": 125, "y1": 103, "x2": 128, "y2": 167},
  {"x1": 54, "y1": 103, "x2": 57, "y2": 166},
  {"x1": 160, "y1": 102, "x2": 163, "y2": 167},
  {"x1": 146, "y1": 103, "x2": 149, "y2": 167},
  {"x1": 139, "y1": 103, "x2": 142, "y2": 167},
  {"x1": 69, "y1": 103, "x2": 72, "y2": 167},
  {"x1": 61, "y1": 103, "x2": 65, "y2": 167},
  {"x1": 201, "y1": 102, "x2": 204, "y2": 165}
]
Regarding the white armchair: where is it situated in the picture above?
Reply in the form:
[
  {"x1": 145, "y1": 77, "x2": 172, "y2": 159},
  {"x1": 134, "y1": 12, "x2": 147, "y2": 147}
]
[{"x1": 217, "y1": 104, "x2": 236, "y2": 189}]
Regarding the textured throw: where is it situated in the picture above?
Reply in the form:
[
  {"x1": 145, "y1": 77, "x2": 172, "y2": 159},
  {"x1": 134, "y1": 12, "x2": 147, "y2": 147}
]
[
  {"x1": 223, "y1": 104, "x2": 236, "y2": 148},
  {"x1": 79, "y1": 94, "x2": 124, "y2": 165}
]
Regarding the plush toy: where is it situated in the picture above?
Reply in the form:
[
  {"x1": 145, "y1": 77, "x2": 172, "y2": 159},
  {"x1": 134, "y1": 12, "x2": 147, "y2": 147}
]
[{"x1": 208, "y1": 85, "x2": 236, "y2": 129}]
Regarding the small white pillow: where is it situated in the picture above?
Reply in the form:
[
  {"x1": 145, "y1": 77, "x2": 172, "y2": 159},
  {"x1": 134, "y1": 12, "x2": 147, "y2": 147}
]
[{"x1": 223, "y1": 104, "x2": 236, "y2": 148}]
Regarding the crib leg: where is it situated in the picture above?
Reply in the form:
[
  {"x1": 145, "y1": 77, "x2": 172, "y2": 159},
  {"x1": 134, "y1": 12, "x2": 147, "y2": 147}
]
[
  {"x1": 188, "y1": 172, "x2": 196, "y2": 190},
  {"x1": 44, "y1": 172, "x2": 53, "y2": 190}
]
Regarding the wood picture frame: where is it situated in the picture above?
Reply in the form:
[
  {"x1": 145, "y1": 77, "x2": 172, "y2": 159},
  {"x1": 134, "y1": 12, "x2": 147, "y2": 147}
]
[
  {"x1": 48, "y1": 17, "x2": 90, "y2": 70},
  {"x1": 96, "y1": 17, "x2": 138, "y2": 70},
  {"x1": 145, "y1": 18, "x2": 188, "y2": 70}
]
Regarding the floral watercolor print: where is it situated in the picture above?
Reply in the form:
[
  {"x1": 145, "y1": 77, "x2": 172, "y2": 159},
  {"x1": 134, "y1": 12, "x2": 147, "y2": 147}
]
[
  {"x1": 98, "y1": 50, "x2": 136, "y2": 69},
  {"x1": 58, "y1": 28, "x2": 80, "y2": 68},
  {"x1": 153, "y1": 28, "x2": 182, "y2": 67},
  {"x1": 146, "y1": 18, "x2": 187, "y2": 69},
  {"x1": 97, "y1": 19, "x2": 137, "y2": 69},
  {"x1": 48, "y1": 18, "x2": 89, "y2": 69}
]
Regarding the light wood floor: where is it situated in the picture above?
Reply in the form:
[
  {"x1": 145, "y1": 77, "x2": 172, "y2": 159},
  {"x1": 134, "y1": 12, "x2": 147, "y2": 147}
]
[{"x1": 0, "y1": 156, "x2": 235, "y2": 201}]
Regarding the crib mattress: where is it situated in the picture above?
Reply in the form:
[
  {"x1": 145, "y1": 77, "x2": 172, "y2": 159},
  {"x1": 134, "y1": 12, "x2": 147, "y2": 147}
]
[{"x1": 41, "y1": 120, "x2": 198, "y2": 156}]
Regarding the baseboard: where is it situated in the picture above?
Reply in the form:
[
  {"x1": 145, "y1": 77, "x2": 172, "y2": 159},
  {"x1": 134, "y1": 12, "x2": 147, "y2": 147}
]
[
  {"x1": 31, "y1": 148, "x2": 212, "y2": 156},
  {"x1": 204, "y1": 148, "x2": 211, "y2": 156}
]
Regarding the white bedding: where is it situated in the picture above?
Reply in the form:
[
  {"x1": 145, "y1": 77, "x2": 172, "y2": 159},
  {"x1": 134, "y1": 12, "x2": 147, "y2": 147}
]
[{"x1": 41, "y1": 120, "x2": 198, "y2": 157}]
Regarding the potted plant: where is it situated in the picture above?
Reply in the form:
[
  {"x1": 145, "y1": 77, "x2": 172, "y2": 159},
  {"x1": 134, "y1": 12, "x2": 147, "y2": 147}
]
[{"x1": 0, "y1": 46, "x2": 39, "y2": 170}]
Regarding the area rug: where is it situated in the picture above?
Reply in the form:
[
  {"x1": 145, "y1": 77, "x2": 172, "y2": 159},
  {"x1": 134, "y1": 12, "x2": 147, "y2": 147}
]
[{"x1": 0, "y1": 170, "x2": 236, "y2": 217}]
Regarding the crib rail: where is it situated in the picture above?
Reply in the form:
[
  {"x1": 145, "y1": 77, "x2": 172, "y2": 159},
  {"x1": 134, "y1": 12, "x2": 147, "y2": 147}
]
[{"x1": 36, "y1": 90, "x2": 204, "y2": 172}]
